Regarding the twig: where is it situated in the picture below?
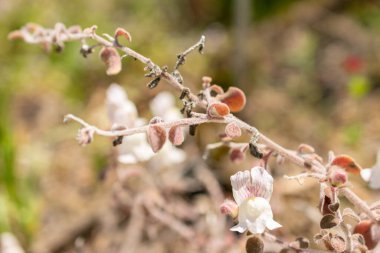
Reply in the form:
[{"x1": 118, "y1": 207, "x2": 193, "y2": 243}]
[
  {"x1": 262, "y1": 232, "x2": 331, "y2": 253},
  {"x1": 174, "y1": 35, "x2": 205, "y2": 70},
  {"x1": 339, "y1": 187, "x2": 378, "y2": 222},
  {"x1": 145, "y1": 202, "x2": 196, "y2": 241},
  {"x1": 119, "y1": 195, "x2": 145, "y2": 253}
]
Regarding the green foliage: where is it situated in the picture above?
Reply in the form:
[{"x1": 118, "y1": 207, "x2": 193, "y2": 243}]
[{"x1": 348, "y1": 75, "x2": 371, "y2": 99}]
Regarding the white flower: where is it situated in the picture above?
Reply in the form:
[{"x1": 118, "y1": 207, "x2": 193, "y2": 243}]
[
  {"x1": 228, "y1": 167, "x2": 281, "y2": 234},
  {"x1": 360, "y1": 149, "x2": 380, "y2": 190},
  {"x1": 149, "y1": 91, "x2": 182, "y2": 122},
  {"x1": 107, "y1": 83, "x2": 138, "y2": 128},
  {"x1": 106, "y1": 84, "x2": 154, "y2": 164}
]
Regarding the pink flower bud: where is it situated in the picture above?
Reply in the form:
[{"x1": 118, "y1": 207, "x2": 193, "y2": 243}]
[
  {"x1": 202, "y1": 76, "x2": 212, "y2": 88},
  {"x1": 220, "y1": 199, "x2": 238, "y2": 219},
  {"x1": 328, "y1": 166, "x2": 348, "y2": 187},
  {"x1": 207, "y1": 102, "x2": 230, "y2": 118},
  {"x1": 99, "y1": 47, "x2": 122, "y2": 75},
  {"x1": 229, "y1": 148, "x2": 245, "y2": 164},
  {"x1": 76, "y1": 127, "x2": 95, "y2": 146},
  {"x1": 168, "y1": 126, "x2": 184, "y2": 146},
  {"x1": 225, "y1": 122, "x2": 241, "y2": 138}
]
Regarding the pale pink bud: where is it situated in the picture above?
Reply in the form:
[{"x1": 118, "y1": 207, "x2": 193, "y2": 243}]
[
  {"x1": 229, "y1": 148, "x2": 245, "y2": 164},
  {"x1": 225, "y1": 122, "x2": 241, "y2": 138},
  {"x1": 328, "y1": 166, "x2": 348, "y2": 187},
  {"x1": 220, "y1": 199, "x2": 238, "y2": 219},
  {"x1": 99, "y1": 47, "x2": 122, "y2": 75},
  {"x1": 147, "y1": 119, "x2": 166, "y2": 153},
  {"x1": 168, "y1": 126, "x2": 184, "y2": 146},
  {"x1": 76, "y1": 127, "x2": 95, "y2": 146},
  {"x1": 207, "y1": 102, "x2": 230, "y2": 118},
  {"x1": 202, "y1": 76, "x2": 212, "y2": 88}
]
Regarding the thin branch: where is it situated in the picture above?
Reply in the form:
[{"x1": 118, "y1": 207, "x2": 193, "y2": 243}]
[
  {"x1": 339, "y1": 187, "x2": 378, "y2": 222},
  {"x1": 174, "y1": 35, "x2": 205, "y2": 70},
  {"x1": 262, "y1": 232, "x2": 331, "y2": 253}
]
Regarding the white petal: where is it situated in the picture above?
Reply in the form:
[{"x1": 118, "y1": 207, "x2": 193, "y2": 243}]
[
  {"x1": 107, "y1": 83, "x2": 127, "y2": 105},
  {"x1": 360, "y1": 168, "x2": 371, "y2": 182},
  {"x1": 250, "y1": 167, "x2": 273, "y2": 200},
  {"x1": 230, "y1": 223, "x2": 247, "y2": 233},
  {"x1": 118, "y1": 154, "x2": 138, "y2": 164},
  {"x1": 247, "y1": 219, "x2": 266, "y2": 234},
  {"x1": 231, "y1": 170, "x2": 252, "y2": 205},
  {"x1": 150, "y1": 142, "x2": 186, "y2": 168},
  {"x1": 265, "y1": 218, "x2": 282, "y2": 230},
  {"x1": 150, "y1": 92, "x2": 175, "y2": 118}
]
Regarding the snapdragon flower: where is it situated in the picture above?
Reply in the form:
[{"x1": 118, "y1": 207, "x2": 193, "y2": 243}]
[{"x1": 222, "y1": 166, "x2": 281, "y2": 234}]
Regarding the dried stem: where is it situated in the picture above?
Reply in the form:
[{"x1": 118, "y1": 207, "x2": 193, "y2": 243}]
[
  {"x1": 174, "y1": 35, "x2": 205, "y2": 70},
  {"x1": 262, "y1": 232, "x2": 331, "y2": 253},
  {"x1": 339, "y1": 187, "x2": 378, "y2": 221}
]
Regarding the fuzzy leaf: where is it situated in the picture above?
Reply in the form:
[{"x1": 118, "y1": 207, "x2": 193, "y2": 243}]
[
  {"x1": 217, "y1": 87, "x2": 246, "y2": 112},
  {"x1": 225, "y1": 122, "x2": 242, "y2": 138},
  {"x1": 147, "y1": 125, "x2": 166, "y2": 153},
  {"x1": 207, "y1": 102, "x2": 230, "y2": 118},
  {"x1": 320, "y1": 214, "x2": 339, "y2": 229},
  {"x1": 330, "y1": 235, "x2": 346, "y2": 253},
  {"x1": 99, "y1": 47, "x2": 122, "y2": 75},
  {"x1": 168, "y1": 126, "x2": 184, "y2": 146},
  {"x1": 114, "y1": 27, "x2": 132, "y2": 42}
]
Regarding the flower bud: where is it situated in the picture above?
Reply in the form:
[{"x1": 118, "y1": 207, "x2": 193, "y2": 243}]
[
  {"x1": 328, "y1": 166, "x2": 348, "y2": 187},
  {"x1": 76, "y1": 127, "x2": 95, "y2": 146},
  {"x1": 202, "y1": 76, "x2": 212, "y2": 88},
  {"x1": 207, "y1": 102, "x2": 230, "y2": 118},
  {"x1": 220, "y1": 199, "x2": 238, "y2": 219},
  {"x1": 229, "y1": 148, "x2": 245, "y2": 164}
]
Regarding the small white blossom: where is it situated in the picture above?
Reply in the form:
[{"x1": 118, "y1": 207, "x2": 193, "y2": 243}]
[
  {"x1": 360, "y1": 150, "x2": 380, "y2": 190},
  {"x1": 228, "y1": 166, "x2": 281, "y2": 234},
  {"x1": 107, "y1": 83, "x2": 138, "y2": 128},
  {"x1": 150, "y1": 91, "x2": 182, "y2": 122},
  {"x1": 106, "y1": 84, "x2": 154, "y2": 164}
]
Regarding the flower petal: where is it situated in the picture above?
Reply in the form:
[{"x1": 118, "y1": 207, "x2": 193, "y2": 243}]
[
  {"x1": 250, "y1": 167, "x2": 273, "y2": 200},
  {"x1": 360, "y1": 168, "x2": 371, "y2": 182},
  {"x1": 231, "y1": 170, "x2": 252, "y2": 205},
  {"x1": 230, "y1": 223, "x2": 247, "y2": 233},
  {"x1": 247, "y1": 219, "x2": 266, "y2": 234},
  {"x1": 265, "y1": 218, "x2": 282, "y2": 230}
]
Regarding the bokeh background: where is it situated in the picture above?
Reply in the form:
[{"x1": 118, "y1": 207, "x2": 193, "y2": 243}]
[{"x1": 1, "y1": 0, "x2": 380, "y2": 252}]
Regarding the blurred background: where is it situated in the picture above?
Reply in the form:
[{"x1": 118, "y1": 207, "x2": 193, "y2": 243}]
[{"x1": 1, "y1": 0, "x2": 380, "y2": 252}]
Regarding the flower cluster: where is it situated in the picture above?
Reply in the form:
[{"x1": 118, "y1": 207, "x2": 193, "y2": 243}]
[{"x1": 107, "y1": 84, "x2": 185, "y2": 166}]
